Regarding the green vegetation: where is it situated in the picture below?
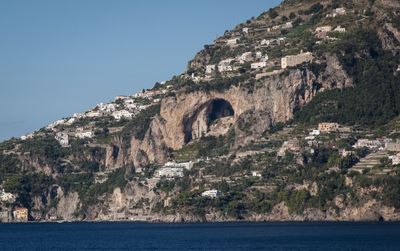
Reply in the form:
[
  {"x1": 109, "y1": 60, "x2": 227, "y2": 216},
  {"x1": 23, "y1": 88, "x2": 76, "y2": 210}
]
[
  {"x1": 295, "y1": 29, "x2": 400, "y2": 128},
  {"x1": 57, "y1": 173, "x2": 94, "y2": 195},
  {"x1": 21, "y1": 135, "x2": 64, "y2": 161},
  {"x1": 4, "y1": 173, "x2": 54, "y2": 208},
  {"x1": 303, "y1": 3, "x2": 324, "y2": 15},
  {"x1": 268, "y1": 9, "x2": 279, "y2": 19},
  {"x1": 357, "y1": 174, "x2": 400, "y2": 209},
  {"x1": 197, "y1": 136, "x2": 231, "y2": 158},
  {"x1": 120, "y1": 104, "x2": 161, "y2": 147},
  {"x1": 79, "y1": 168, "x2": 127, "y2": 208},
  {"x1": 156, "y1": 179, "x2": 176, "y2": 193},
  {"x1": 0, "y1": 154, "x2": 20, "y2": 182}
]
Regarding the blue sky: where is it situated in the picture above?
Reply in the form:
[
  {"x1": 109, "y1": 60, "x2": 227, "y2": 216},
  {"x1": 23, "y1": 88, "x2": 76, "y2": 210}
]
[{"x1": 0, "y1": 0, "x2": 282, "y2": 141}]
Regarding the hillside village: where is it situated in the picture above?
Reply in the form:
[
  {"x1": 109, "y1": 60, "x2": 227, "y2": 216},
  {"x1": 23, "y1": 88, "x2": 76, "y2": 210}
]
[{"x1": 0, "y1": 0, "x2": 400, "y2": 222}]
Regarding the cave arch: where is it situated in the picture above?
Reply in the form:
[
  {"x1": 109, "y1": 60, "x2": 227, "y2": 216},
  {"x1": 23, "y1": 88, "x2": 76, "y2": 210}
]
[{"x1": 183, "y1": 98, "x2": 235, "y2": 144}]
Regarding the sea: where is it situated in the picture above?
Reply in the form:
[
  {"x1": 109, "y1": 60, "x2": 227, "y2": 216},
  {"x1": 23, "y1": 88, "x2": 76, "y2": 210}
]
[{"x1": 0, "y1": 222, "x2": 399, "y2": 250}]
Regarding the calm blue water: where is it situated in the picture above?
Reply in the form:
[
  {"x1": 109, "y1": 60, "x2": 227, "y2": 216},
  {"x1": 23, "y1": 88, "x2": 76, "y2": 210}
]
[{"x1": 0, "y1": 222, "x2": 399, "y2": 250}]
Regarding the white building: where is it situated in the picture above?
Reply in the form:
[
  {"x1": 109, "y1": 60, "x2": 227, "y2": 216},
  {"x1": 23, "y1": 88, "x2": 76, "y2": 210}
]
[
  {"x1": 73, "y1": 113, "x2": 84, "y2": 119},
  {"x1": 226, "y1": 38, "x2": 239, "y2": 46},
  {"x1": 238, "y1": 52, "x2": 253, "y2": 63},
  {"x1": 66, "y1": 118, "x2": 76, "y2": 125},
  {"x1": 389, "y1": 154, "x2": 400, "y2": 165},
  {"x1": 278, "y1": 37, "x2": 287, "y2": 43},
  {"x1": 125, "y1": 103, "x2": 139, "y2": 110},
  {"x1": 112, "y1": 110, "x2": 134, "y2": 121},
  {"x1": 261, "y1": 37, "x2": 286, "y2": 47},
  {"x1": 46, "y1": 119, "x2": 66, "y2": 130},
  {"x1": 218, "y1": 58, "x2": 235, "y2": 72},
  {"x1": 156, "y1": 168, "x2": 184, "y2": 178},
  {"x1": 251, "y1": 171, "x2": 262, "y2": 177},
  {"x1": 316, "y1": 26, "x2": 332, "y2": 33},
  {"x1": 339, "y1": 149, "x2": 356, "y2": 158},
  {"x1": 124, "y1": 99, "x2": 135, "y2": 105},
  {"x1": 327, "y1": 8, "x2": 346, "y2": 17},
  {"x1": 85, "y1": 111, "x2": 101, "y2": 118},
  {"x1": 281, "y1": 52, "x2": 313, "y2": 69},
  {"x1": 309, "y1": 130, "x2": 321, "y2": 136},
  {"x1": 242, "y1": 27, "x2": 249, "y2": 34},
  {"x1": 282, "y1": 22, "x2": 293, "y2": 29},
  {"x1": 164, "y1": 161, "x2": 194, "y2": 170},
  {"x1": 75, "y1": 130, "x2": 94, "y2": 139},
  {"x1": 251, "y1": 61, "x2": 267, "y2": 70},
  {"x1": 0, "y1": 189, "x2": 15, "y2": 202},
  {"x1": 55, "y1": 132, "x2": 69, "y2": 147},
  {"x1": 98, "y1": 103, "x2": 116, "y2": 113},
  {"x1": 260, "y1": 39, "x2": 273, "y2": 46},
  {"x1": 353, "y1": 139, "x2": 383, "y2": 149},
  {"x1": 334, "y1": 8, "x2": 346, "y2": 15},
  {"x1": 20, "y1": 133, "x2": 35, "y2": 141},
  {"x1": 272, "y1": 25, "x2": 281, "y2": 31},
  {"x1": 115, "y1": 95, "x2": 129, "y2": 101},
  {"x1": 201, "y1": 190, "x2": 220, "y2": 198},
  {"x1": 205, "y1": 65, "x2": 216, "y2": 74},
  {"x1": 334, "y1": 26, "x2": 346, "y2": 33}
]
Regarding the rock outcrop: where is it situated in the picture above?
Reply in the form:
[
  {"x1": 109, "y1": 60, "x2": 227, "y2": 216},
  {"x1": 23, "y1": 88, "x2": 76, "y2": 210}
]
[{"x1": 129, "y1": 59, "x2": 352, "y2": 167}]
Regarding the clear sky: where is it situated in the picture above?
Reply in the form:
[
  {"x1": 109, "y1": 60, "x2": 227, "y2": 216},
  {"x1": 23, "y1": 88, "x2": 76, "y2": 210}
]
[{"x1": 0, "y1": 0, "x2": 282, "y2": 141}]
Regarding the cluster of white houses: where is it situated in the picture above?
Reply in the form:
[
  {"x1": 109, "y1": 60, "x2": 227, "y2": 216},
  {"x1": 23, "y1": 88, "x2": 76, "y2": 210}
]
[
  {"x1": 204, "y1": 50, "x2": 314, "y2": 80},
  {"x1": 69, "y1": 89, "x2": 164, "y2": 123},
  {"x1": 203, "y1": 50, "x2": 316, "y2": 81},
  {"x1": 204, "y1": 50, "x2": 270, "y2": 76},
  {"x1": 195, "y1": 15, "x2": 334, "y2": 81},
  {"x1": 54, "y1": 127, "x2": 96, "y2": 147},
  {"x1": 260, "y1": 37, "x2": 286, "y2": 47},
  {"x1": 268, "y1": 22, "x2": 293, "y2": 32},
  {"x1": 0, "y1": 189, "x2": 15, "y2": 203},
  {"x1": 352, "y1": 138, "x2": 399, "y2": 151}
]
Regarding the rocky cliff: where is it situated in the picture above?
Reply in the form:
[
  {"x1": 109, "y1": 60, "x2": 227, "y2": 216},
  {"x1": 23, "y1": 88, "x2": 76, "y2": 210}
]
[
  {"x1": 131, "y1": 60, "x2": 352, "y2": 169},
  {"x1": 1, "y1": 0, "x2": 399, "y2": 223}
]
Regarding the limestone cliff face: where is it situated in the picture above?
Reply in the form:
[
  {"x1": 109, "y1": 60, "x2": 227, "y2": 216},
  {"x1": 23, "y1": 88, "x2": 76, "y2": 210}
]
[
  {"x1": 129, "y1": 117, "x2": 170, "y2": 168},
  {"x1": 30, "y1": 185, "x2": 80, "y2": 221},
  {"x1": 128, "y1": 59, "x2": 352, "y2": 167},
  {"x1": 105, "y1": 140, "x2": 126, "y2": 171}
]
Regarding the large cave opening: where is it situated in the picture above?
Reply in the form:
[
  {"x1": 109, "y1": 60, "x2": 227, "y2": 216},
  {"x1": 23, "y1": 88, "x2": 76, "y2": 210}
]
[
  {"x1": 208, "y1": 99, "x2": 235, "y2": 125},
  {"x1": 184, "y1": 99, "x2": 235, "y2": 144}
]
